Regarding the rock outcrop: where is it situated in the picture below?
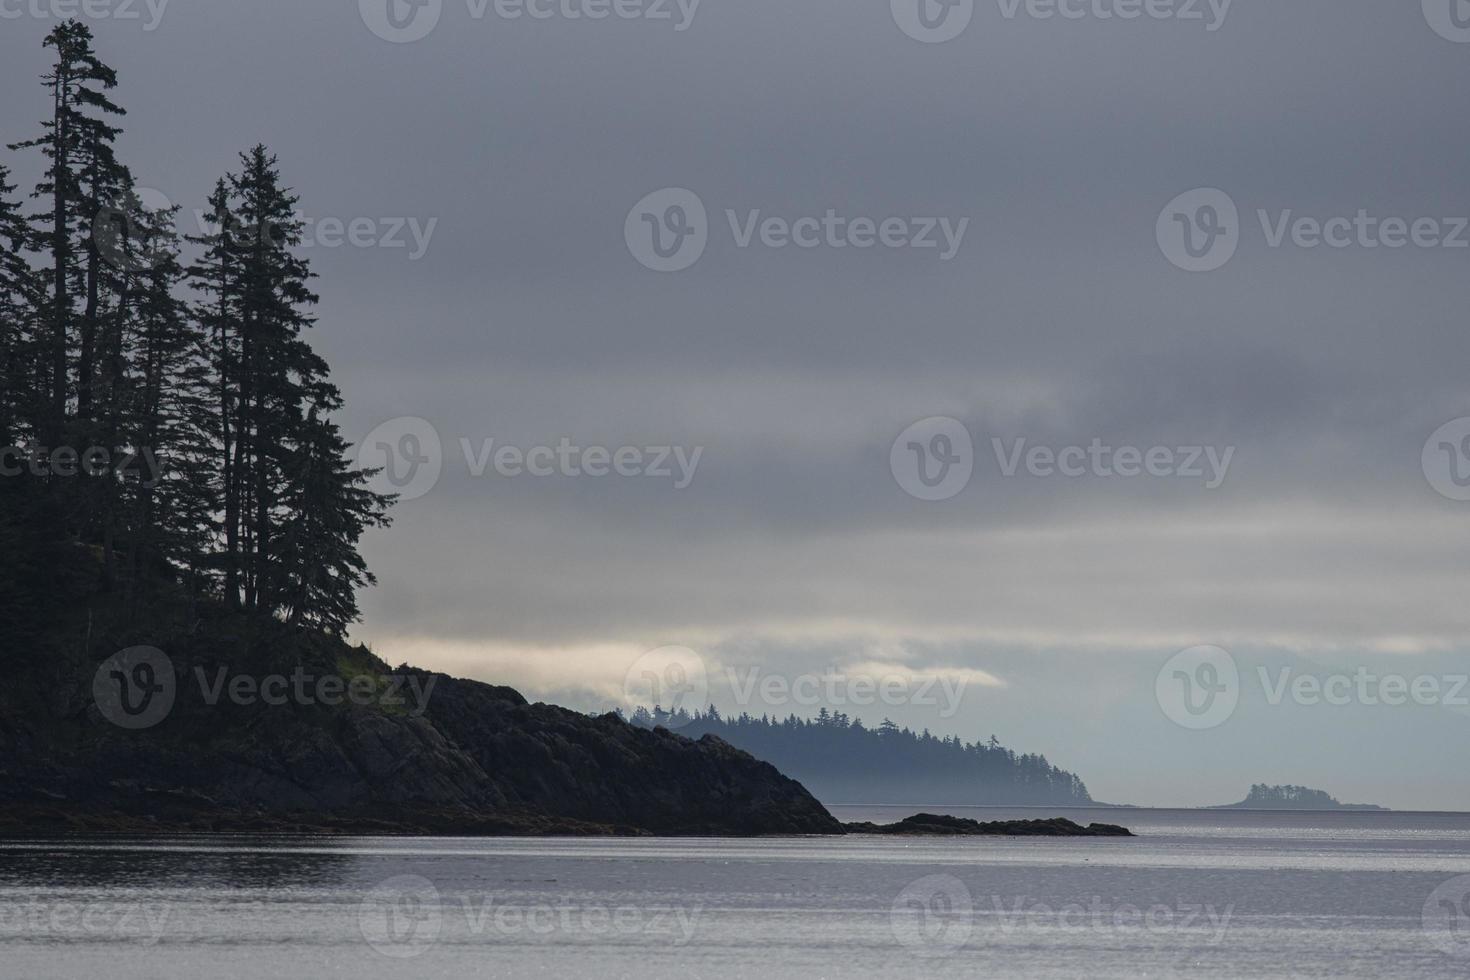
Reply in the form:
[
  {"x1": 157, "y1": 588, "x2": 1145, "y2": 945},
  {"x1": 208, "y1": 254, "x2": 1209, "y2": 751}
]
[
  {"x1": 0, "y1": 616, "x2": 841, "y2": 836},
  {"x1": 845, "y1": 813, "x2": 1133, "y2": 836}
]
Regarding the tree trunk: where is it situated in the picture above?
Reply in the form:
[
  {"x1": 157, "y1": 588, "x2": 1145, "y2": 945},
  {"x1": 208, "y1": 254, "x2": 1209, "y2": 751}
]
[
  {"x1": 78, "y1": 215, "x2": 99, "y2": 420},
  {"x1": 219, "y1": 261, "x2": 239, "y2": 609},
  {"x1": 49, "y1": 69, "x2": 70, "y2": 446}
]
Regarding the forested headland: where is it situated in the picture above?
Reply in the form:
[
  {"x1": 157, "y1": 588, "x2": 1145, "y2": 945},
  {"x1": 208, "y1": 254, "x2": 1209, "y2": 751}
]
[{"x1": 627, "y1": 706, "x2": 1095, "y2": 806}]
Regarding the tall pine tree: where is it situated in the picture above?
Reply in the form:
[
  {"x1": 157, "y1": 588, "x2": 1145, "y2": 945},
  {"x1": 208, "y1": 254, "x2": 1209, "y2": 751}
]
[
  {"x1": 186, "y1": 180, "x2": 243, "y2": 606},
  {"x1": 8, "y1": 20, "x2": 125, "y2": 447}
]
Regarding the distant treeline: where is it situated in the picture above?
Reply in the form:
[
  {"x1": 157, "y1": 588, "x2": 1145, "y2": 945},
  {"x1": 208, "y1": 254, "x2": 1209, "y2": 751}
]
[
  {"x1": 1245, "y1": 784, "x2": 1336, "y2": 807},
  {"x1": 625, "y1": 706, "x2": 1093, "y2": 806}
]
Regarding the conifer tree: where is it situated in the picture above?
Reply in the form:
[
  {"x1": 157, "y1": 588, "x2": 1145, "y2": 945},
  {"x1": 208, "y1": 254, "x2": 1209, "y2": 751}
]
[
  {"x1": 186, "y1": 180, "x2": 244, "y2": 606},
  {"x1": 117, "y1": 191, "x2": 216, "y2": 600},
  {"x1": 276, "y1": 408, "x2": 393, "y2": 634},
  {"x1": 8, "y1": 20, "x2": 125, "y2": 446},
  {"x1": 229, "y1": 145, "x2": 326, "y2": 612}
]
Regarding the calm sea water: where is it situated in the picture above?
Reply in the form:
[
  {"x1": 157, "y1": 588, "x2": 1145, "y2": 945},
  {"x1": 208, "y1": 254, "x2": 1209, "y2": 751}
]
[{"x1": 4, "y1": 806, "x2": 1470, "y2": 978}]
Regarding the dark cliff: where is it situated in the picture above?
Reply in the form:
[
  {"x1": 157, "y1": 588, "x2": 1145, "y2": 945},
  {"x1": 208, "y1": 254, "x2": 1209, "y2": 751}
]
[{"x1": 0, "y1": 607, "x2": 841, "y2": 836}]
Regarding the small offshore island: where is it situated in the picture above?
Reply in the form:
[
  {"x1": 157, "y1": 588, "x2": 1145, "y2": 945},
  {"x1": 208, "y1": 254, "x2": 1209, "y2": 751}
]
[
  {"x1": 1211, "y1": 784, "x2": 1389, "y2": 812},
  {"x1": 845, "y1": 813, "x2": 1133, "y2": 837}
]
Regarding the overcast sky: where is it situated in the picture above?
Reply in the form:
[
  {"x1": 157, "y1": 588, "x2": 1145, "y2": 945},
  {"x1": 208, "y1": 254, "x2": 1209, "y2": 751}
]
[{"x1": 4, "y1": 0, "x2": 1470, "y2": 809}]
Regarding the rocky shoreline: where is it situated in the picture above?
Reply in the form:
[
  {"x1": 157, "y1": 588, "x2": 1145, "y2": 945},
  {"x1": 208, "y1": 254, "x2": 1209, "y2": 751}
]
[
  {"x1": 0, "y1": 803, "x2": 1135, "y2": 838},
  {"x1": 844, "y1": 813, "x2": 1133, "y2": 837}
]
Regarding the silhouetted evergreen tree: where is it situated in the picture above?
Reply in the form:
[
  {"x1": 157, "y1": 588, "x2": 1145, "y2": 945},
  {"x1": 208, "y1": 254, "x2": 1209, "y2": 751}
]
[
  {"x1": 276, "y1": 408, "x2": 392, "y2": 634},
  {"x1": 186, "y1": 179, "x2": 243, "y2": 606},
  {"x1": 228, "y1": 145, "x2": 330, "y2": 613},
  {"x1": 117, "y1": 194, "x2": 216, "y2": 603},
  {"x1": 8, "y1": 20, "x2": 125, "y2": 446}
]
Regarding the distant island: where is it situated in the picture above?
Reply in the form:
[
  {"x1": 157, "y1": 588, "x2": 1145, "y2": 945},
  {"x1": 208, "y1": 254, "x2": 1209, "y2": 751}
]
[
  {"x1": 846, "y1": 813, "x2": 1132, "y2": 837},
  {"x1": 1210, "y1": 784, "x2": 1388, "y2": 811},
  {"x1": 628, "y1": 707, "x2": 1094, "y2": 807}
]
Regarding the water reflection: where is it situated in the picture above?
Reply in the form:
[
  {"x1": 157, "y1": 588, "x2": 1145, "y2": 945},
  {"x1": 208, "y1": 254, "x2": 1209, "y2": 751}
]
[{"x1": 0, "y1": 836, "x2": 357, "y2": 890}]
